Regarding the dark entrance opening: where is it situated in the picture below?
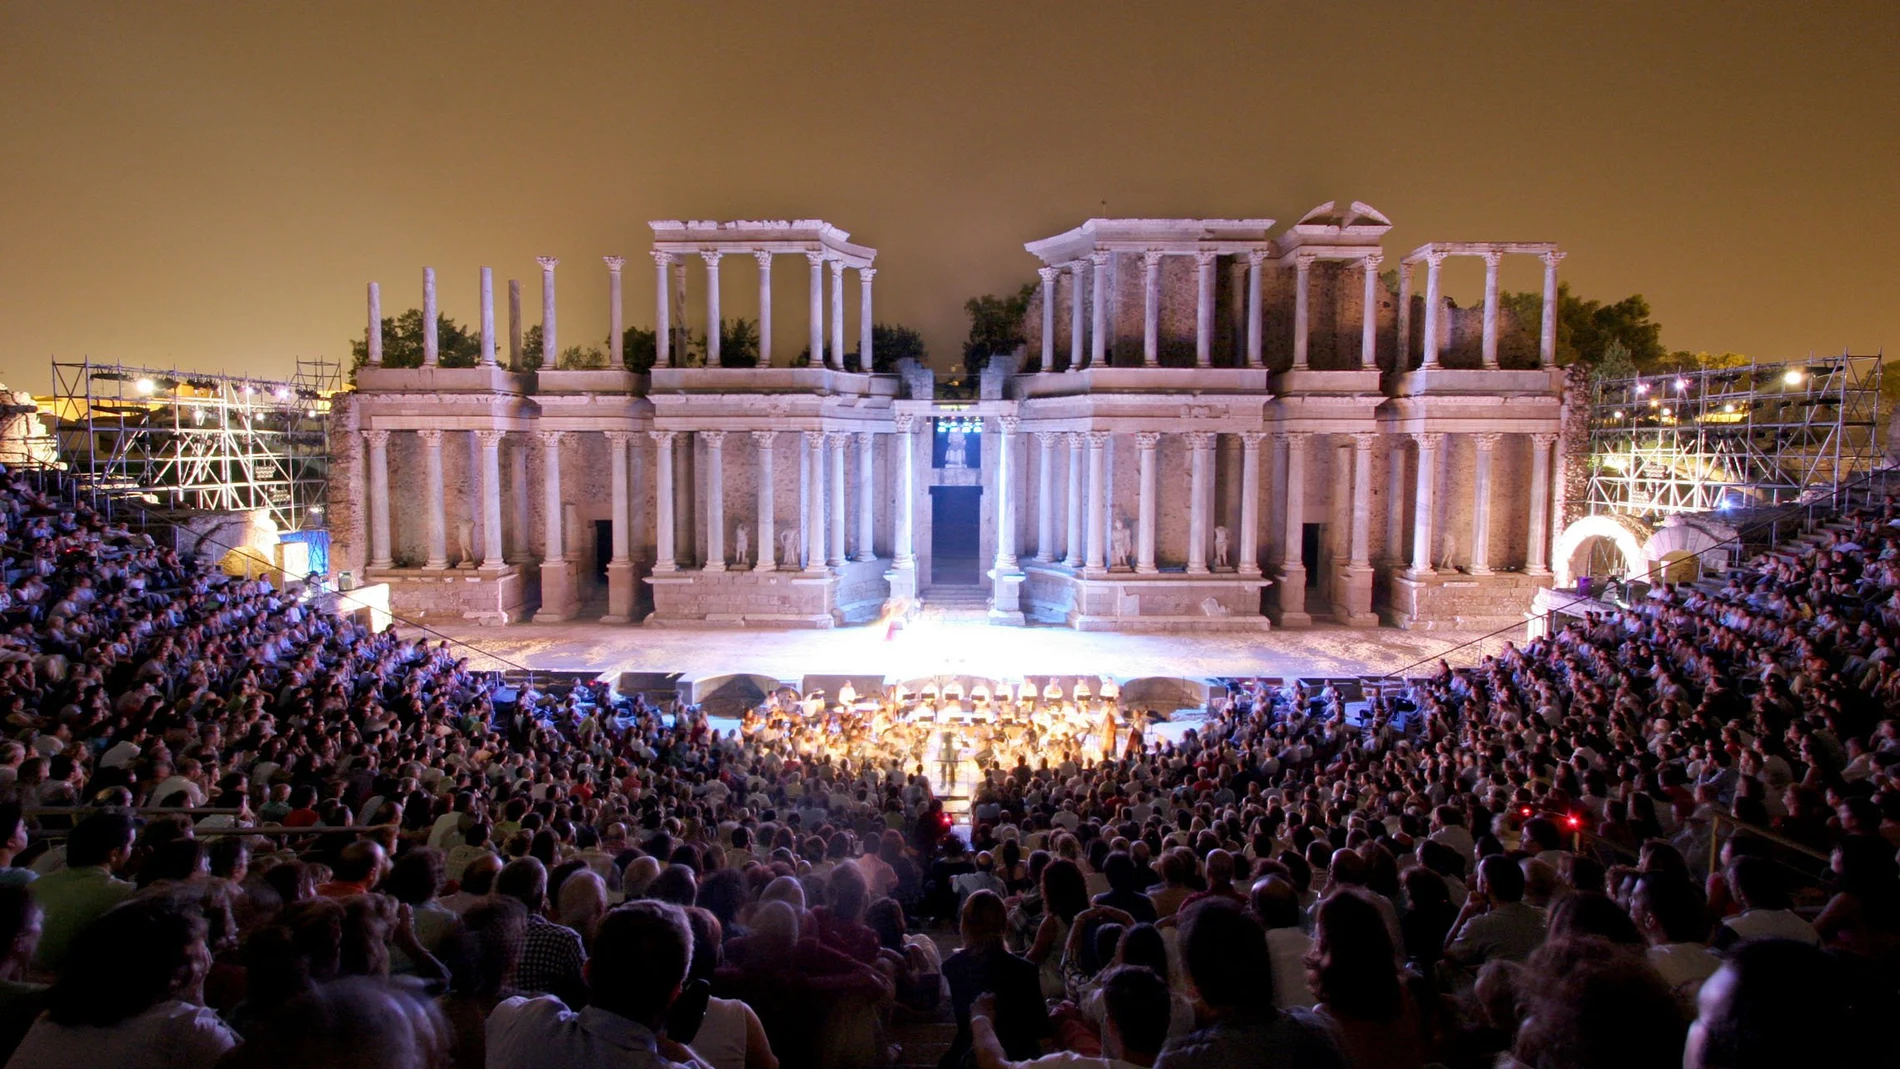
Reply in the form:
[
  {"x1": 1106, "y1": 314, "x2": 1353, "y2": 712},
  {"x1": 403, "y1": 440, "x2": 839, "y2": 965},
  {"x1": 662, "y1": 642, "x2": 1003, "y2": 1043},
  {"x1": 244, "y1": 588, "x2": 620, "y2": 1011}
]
[
  {"x1": 593, "y1": 520, "x2": 612, "y2": 582},
  {"x1": 1302, "y1": 522, "x2": 1323, "y2": 588},
  {"x1": 930, "y1": 486, "x2": 982, "y2": 585}
]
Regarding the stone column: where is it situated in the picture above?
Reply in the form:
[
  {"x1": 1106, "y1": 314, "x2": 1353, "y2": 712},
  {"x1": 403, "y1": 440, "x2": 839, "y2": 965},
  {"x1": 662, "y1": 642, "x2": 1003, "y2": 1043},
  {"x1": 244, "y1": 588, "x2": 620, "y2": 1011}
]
[
  {"x1": 366, "y1": 282, "x2": 383, "y2": 365},
  {"x1": 1089, "y1": 251, "x2": 1109, "y2": 368},
  {"x1": 993, "y1": 416, "x2": 1020, "y2": 572},
  {"x1": 1396, "y1": 261, "x2": 1413, "y2": 369},
  {"x1": 1034, "y1": 431, "x2": 1057, "y2": 561},
  {"x1": 604, "y1": 257, "x2": 625, "y2": 366},
  {"x1": 701, "y1": 431, "x2": 727, "y2": 571},
  {"x1": 1186, "y1": 431, "x2": 1212, "y2": 574},
  {"x1": 651, "y1": 431, "x2": 678, "y2": 573},
  {"x1": 701, "y1": 251, "x2": 724, "y2": 367},
  {"x1": 1466, "y1": 433, "x2": 1498, "y2": 574},
  {"x1": 653, "y1": 252, "x2": 674, "y2": 368},
  {"x1": 470, "y1": 267, "x2": 493, "y2": 366},
  {"x1": 1068, "y1": 260, "x2": 1087, "y2": 370},
  {"x1": 602, "y1": 430, "x2": 634, "y2": 621},
  {"x1": 1084, "y1": 431, "x2": 1108, "y2": 573},
  {"x1": 365, "y1": 430, "x2": 393, "y2": 568},
  {"x1": 754, "y1": 252, "x2": 774, "y2": 366},
  {"x1": 807, "y1": 254, "x2": 827, "y2": 369},
  {"x1": 1238, "y1": 432, "x2": 1263, "y2": 576},
  {"x1": 1038, "y1": 266, "x2": 1059, "y2": 373},
  {"x1": 1410, "y1": 432, "x2": 1443, "y2": 575},
  {"x1": 1528, "y1": 432, "x2": 1557, "y2": 574},
  {"x1": 1063, "y1": 432, "x2": 1085, "y2": 567},
  {"x1": 509, "y1": 437, "x2": 530, "y2": 562},
  {"x1": 1349, "y1": 432, "x2": 1375, "y2": 568},
  {"x1": 829, "y1": 261, "x2": 846, "y2": 370},
  {"x1": 417, "y1": 429, "x2": 448, "y2": 568},
  {"x1": 1292, "y1": 252, "x2": 1315, "y2": 370},
  {"x1": 536, "y1": 257, "x2": 559, "y2": 366},
  {"x1": 1479, "y1": 250, "x2": 1503, "y2": 369},
  {"x1": 1360, "y1": 253, "x2": 1382, "y2": 369},
  {"x1": 893, "y1": 415, "x2": 916, "y2": 567},
  {"x1": 420, "y1": 267, "x2": 439, "y2": 367},
  {"x1": 1278, "y1": 432, "x2": 1310, "y2": 624},
  {"x1": 1141, "y1": 251, "x2": 1163, "y2": 368},
  {"x1": 855, "y1": 431, "x2": 876, "y2": 562},
  {"x1": 1245, "y1": 251, "x2": 1266, "y2": 368},
  {"x1": 508, "y1": 279, "x2": 524, "y2": 368},
  {"x1": 1539, "y1": 251, "x2": 1565, "y2": 368},
  {"x1": 476, "y1": 430, "x2": 506, "y2": 568},
  {"x1": 751, "y1": 431, "x2": 777, "y2": 570},
  {"x1": 1384, "y1": 440, "x2": 1406, "y2": 567},
  {"x1": 1135, "y1": 432, "x2": 1161, "y2": 574},
  {"x1": 535, "y1": 430, "x2": 575, "y2": 620},
  {"x1": 1419, "y1": 251, "x2": 1445, "y2": 370},
  {"x1": 858, "y1": 268, "x2": 875, "y2": 371},
  {"x1": 1194, "y1": 251, "x2": 1217, "y2": 369},
  {"x1": 826, "y1": 432, "x2": 847, "y2": 567},
  {"x1": 803, "y1": 431, "x2": 825, "y2": 568}
]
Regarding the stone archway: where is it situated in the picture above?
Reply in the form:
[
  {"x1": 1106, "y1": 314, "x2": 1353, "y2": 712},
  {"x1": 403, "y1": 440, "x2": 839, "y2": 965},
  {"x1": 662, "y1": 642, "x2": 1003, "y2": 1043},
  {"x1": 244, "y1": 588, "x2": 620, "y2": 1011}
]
[
  {"x1": 1644, "y1": 516, "x2": 1737, "y2": 580},
  {"x1": 1552, "y1": 514, "x2": 1651, "y2": 588}
]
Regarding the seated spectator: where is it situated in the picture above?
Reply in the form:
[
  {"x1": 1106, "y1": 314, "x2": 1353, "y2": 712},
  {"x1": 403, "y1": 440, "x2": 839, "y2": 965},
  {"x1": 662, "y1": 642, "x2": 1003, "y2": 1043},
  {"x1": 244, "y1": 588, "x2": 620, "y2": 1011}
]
[
  {"x1": 0, "y1": 886, "x2": 45, "y2": 1064},
  {"x1": 1512, "y1": 937, "x2": 1684, "y2": 1069},
  {"x1": 486, "y1": 900, "x2": 702, "y2": 1069},
  {"x1": 1305, "y1": 889, "x2": 1435, "y2": 1069},
  {"x1": 974, "y1": 964, "x2": 1172, "y2": 1069},
  {"x1": 28, "y1": 810, "x2": 135, "y2": 974},
  {"x1": 215, "y1": 976, "x2": 449, "y2": 1069},
  {"x1": 495, "y1": 857, "x2": 587, "y2": 1008},
  {"x1": 1092, "y1": 852, "x2": 1157, "y2": 923},
  {"x1": 680, "y1": 907, "x2": 775, "y2": 1069},
  {"x1": 9, "y1": 892, "x2": 238, "y2": 1069},
  {"x1": 1154, "y1": 899, "x2": 1344, "y2": 1069},
  {"x1": 1713, "y1": 857, "x2": 1818, "y2": 948},
  {"x1": 1683, "y1": 938, "x2": 1887, "y2": 1068},
  {"x1": 1444, "y1": 854, "x2": 1548, "y2": 972},
  {"x1": 1251, "y1": 875, "x2": 1316, "y2": 1010},
  {"x1": 1630, "y1": 872, "x2": 1721, "y2": 1001},
  {"x1": 943, "y1": 890, "x2": 1048, "y2": 1068}
]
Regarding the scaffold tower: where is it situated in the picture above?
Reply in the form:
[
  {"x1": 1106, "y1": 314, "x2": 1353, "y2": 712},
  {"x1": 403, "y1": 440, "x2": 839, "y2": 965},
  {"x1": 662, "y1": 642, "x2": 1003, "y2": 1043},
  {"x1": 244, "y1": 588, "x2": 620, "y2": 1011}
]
[
  {"x1": 1585, "y1": 351, "x2": 1883, "y2": 518},
  {"x1": 45, "y1": 356, "x2": 339, "y2": 532}
]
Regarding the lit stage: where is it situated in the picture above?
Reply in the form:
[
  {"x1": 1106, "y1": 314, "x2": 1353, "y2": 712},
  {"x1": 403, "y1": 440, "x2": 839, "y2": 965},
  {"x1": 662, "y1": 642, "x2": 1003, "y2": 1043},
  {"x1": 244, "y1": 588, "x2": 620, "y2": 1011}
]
[{"x1": 423, "y1": 615, "x2": 1515, "y2": 689}]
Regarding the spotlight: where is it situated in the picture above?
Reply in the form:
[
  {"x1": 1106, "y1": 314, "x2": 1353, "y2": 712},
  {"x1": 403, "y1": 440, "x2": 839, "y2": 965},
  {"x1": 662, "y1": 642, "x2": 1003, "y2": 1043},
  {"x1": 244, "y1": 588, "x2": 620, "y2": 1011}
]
[
  {"x1": 1723, "y1": 403, "x2": 1736, "y2": 413},
  {"x1": 1782, "y1": 369, "x2": 1804, "y2": 385},
  {"x1": 1675, "y1": 379, "x2": 1689, "y2": 392},
  {"x1": 135, "y1": 378, "x2": 156, "y2": 395},
  {"x1": 1611, "y1": 411, "x2": 1623, "y2": 420},
  {"x1": 1634, "y1": 382, "x2": 1650, "y2": 395},
  {"x1": 1661, "y1": 407, "x2": 1672, "y2": 416}
]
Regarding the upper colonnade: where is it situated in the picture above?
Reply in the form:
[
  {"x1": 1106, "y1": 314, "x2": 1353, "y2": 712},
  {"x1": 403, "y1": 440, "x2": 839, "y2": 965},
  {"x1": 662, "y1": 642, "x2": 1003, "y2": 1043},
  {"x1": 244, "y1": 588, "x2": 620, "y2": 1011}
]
[{"x1": 649, "y1": 219, "x2": 878, "y2": 371}]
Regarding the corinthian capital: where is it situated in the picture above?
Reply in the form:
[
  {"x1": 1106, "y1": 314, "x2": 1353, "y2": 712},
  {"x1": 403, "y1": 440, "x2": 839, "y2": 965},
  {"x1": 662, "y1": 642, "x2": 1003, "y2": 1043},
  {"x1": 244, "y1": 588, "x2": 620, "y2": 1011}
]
[
  {"x1": 649, "y1": 430, "x2": 677, "y2": 446},
  {"x1": 1412, "y1": 431, "x2": 1445, "y2": 449},
  {"x1": 474, "y1": 429, "x2": 507, "y2": 447},
  {"x1": 536, "y1": 256, "x2": 560, "y2": 272},
  {"x1": 893, "y1": 413, "x2": 915, "y2": 433},
  {"x1": 603, "y1": 256, "x2": 627, "y2": 272},
  {"x1": 750, "y1": 430, "x2": 779, "y2": 446},
  {"x1": 699, "y1": 430, "x2": 727, "y2": 447},
  {"x1": 362, "y1": 429, "x2": 390, "y2": 448},
  {"x1": 1135, "y1": 431, "x2": 1162, "y2": 450}
]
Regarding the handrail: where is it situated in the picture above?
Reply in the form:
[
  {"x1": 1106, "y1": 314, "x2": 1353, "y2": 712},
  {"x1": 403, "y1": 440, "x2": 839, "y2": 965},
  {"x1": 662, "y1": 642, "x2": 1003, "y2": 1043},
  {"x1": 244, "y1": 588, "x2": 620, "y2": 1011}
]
[
  {"x1": 30, "y1": 823, "x2": 397, "y2": 841},
  {"x1": 1706, "y1": 811, "x2": 1833, "y2": 874}
]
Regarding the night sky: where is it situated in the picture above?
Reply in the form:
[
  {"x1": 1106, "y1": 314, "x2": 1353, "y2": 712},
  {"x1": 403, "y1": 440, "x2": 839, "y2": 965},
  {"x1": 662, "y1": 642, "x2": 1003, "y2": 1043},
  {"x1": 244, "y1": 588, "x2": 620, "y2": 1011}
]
[{"x1": 2, "y1": 2, "x2": 1894, "y2": 389}]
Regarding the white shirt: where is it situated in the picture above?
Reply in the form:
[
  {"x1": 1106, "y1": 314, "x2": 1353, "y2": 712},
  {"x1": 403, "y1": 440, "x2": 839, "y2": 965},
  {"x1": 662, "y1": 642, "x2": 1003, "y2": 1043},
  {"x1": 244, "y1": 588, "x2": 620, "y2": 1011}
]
[
  {"x1": 1266, "y1": 926, "x2": 1317, "y2": 1009},
  {"x1": 1721, "y1": 908, "x2": 1819, "y2": 946},
  {"x1": 687, "y1": 997, "x2": 752, "y2": 1069},
  {"x1": 486, "y1": 996, "x2": 711, "y2": 1069},
  {"x1": 8, "y1": 999, "x2": 237, "y2": 1069},
  {"x1": 1646, "y1": 942, "x2": 1721, "y2": 993}
]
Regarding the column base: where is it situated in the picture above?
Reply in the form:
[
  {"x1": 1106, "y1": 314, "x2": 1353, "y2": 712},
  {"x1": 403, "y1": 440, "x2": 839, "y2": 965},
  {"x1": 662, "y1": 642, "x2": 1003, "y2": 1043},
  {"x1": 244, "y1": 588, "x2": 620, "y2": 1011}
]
[
  {"x1": 534, "y1": 560, "x2": 579, "y2": 622},
  {"x1": 424, "y1": 560, "x2": 450, "y2": 572},
  {"x1": 854, "y1": 553, "x2": 877, "y2": 564},
  {"x1": 1333, "y1": 563, "x2": 1377, "y2": 628},
  {"x1": 370, "y1": 558, "x2": 395, "y2": 571},
  {"x1": 1275, "y1": 564, "x2": 1308, "y2": 626},
  {"x1": 1186, "y1": 564, "x2": 1209, "y2": 575},
  {"x1": 1238, "y1": 565, "x2": 1262, "y2": 577},
  {"x1": 1135, "y1": 563, "x2": 1159, "y2": 575},
  {"x1": 703, "y1": 562, "x2": 727, "y2": 573},
  {"x1": 604, "y1": 560, "x2": 635, "y2": 622},
  {"x1": 988, "y1": 569, "x2": 1026, "y2": 626},
  {"x1": 1525, "y1": 565, "x2": 1551, "y2": 577},
  {"x1": 1469, "y1": 566, "x2": 1494, "y2": 576}
]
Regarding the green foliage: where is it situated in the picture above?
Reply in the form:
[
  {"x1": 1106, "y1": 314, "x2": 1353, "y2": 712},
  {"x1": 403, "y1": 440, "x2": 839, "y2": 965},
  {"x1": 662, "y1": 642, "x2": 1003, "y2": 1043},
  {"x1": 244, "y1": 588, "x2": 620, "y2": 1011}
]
[
  {"x1": 622, "y1": 326, "x2": 657, "y2": 373},
  {"x1": 348, "y1": 308, "x2": 482, "y2": 375},
  {"x1": 1499, "y1": 283, "x2": 1665, "y2": 371},
  {"x1": 555, "y1": 345, "x2": 609, "y2": 370},
  {"x1": 962, "y1": 283, "x2": 1035, "y2": 378},
  {"x1": 845, "y1": 323, "x2": 926, "y2": 373},
  {"x1": 720, "y1": 318, "x2": 760, "y2": 368},
  {"x1": 519, "y1": 324, "x2": 545, "y2": 371}
]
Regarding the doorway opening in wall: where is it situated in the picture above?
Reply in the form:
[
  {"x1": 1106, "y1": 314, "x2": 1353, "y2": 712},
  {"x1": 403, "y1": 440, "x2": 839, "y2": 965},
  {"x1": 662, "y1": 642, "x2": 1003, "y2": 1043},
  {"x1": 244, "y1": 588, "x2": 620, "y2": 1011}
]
[
  {"x1": 930, "y1": 485, "x2": 982, "y2": 585},
  {"x1": 593, "y1": 521, "x2": 612, "y2": 583},
  {"x1": 1302, "y1": 523, "x2": 1324, "y2": 588}
]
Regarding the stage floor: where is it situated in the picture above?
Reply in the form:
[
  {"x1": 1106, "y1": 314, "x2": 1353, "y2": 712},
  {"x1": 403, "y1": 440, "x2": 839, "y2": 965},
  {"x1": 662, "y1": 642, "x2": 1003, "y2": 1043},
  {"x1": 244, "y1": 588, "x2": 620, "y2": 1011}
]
[{"x1": 419, "y1": 616, "x2": 1518, "y2": 684}]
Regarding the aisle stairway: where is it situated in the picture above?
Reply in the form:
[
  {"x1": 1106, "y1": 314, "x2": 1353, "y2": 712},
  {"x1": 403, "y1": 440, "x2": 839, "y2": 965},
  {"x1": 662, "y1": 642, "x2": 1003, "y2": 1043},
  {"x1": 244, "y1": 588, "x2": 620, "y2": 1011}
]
[
  {"x1": 887, "y1": 931, "x2": 964, "y2": 1069},
  {"x1": 918, "y1": 585, "x2": 992, "y2": 623}
]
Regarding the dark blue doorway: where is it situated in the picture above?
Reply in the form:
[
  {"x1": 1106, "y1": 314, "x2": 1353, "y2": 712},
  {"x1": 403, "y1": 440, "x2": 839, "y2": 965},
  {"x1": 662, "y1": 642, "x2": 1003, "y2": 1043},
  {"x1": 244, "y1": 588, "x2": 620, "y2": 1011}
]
[{"x1": 930, "y1": 486, "x2": 982, "y2": 585}]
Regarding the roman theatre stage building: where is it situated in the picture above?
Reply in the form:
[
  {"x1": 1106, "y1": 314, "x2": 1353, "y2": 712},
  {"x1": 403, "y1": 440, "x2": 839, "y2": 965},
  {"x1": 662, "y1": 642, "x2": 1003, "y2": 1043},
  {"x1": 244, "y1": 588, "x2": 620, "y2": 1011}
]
[{"x1": 329, "y1": 205, "x2": 1569, "y2": 632}]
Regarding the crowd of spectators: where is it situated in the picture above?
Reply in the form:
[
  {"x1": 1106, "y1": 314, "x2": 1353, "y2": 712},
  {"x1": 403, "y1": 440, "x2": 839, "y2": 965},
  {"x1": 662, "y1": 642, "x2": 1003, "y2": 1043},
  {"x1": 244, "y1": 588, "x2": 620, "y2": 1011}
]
[{"x1": 0, "y1": 462, "x2": 1894, "y2": 1069}]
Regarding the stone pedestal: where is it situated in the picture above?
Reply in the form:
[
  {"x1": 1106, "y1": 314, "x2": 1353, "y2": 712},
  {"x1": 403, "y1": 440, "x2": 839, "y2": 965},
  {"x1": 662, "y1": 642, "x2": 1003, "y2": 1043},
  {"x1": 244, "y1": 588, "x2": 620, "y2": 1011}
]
[
  {"x1": 1333, "y1": 563, "x2": 1379, "y2": 627},
  {"x1": 644, "y1": 558, "x2": 889, "y2": 628},
  {"x1": 988, "y1": 569, "x2": 1027, "y2": 626},
  {"x1": 1023, "y1": 565, "x2": 1271, "y2": 632},
  {"x1": 602, "y1": 560, "x2": 637, "y2": 623},
  {"x1": 368, "y1": 564, "x2": 528, "y2": 625},
  {"x1": 534, "y1": 560, "x2": 579, "y2": 622},
  {"x1": 1383, "y1": 568, "x2": 1549, "y2": 632}
]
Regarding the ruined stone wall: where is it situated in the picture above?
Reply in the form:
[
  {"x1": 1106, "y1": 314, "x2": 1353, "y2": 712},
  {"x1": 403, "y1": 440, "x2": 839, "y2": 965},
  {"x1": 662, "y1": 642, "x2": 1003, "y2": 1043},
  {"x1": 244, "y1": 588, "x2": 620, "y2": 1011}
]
[{"x1": 325, "y1": 392, "x2": 367, "y2": 579}]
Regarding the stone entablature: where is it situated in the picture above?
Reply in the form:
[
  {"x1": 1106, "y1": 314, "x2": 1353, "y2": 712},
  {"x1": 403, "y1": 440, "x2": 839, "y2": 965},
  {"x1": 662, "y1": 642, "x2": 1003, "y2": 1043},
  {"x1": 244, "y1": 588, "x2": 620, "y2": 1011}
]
[{"x1": 333, "y1": 205, "x2": 1569, "y2": 634}]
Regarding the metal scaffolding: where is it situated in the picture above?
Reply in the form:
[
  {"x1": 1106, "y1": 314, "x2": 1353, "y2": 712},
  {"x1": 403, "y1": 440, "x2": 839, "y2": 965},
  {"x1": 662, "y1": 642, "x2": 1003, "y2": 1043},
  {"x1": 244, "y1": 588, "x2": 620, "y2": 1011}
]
[
  {"x1": 1585, "y1": 351, "x2": 1883, "y2": 518},
  {"x1": 45, "y1": 357, "x2": 339, "y2": 532}
]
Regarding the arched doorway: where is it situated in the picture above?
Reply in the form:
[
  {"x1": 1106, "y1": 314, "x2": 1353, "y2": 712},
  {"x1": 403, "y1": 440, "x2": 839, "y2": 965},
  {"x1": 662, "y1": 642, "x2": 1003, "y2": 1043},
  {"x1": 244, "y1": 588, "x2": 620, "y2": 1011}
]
[
  {"x1": 1656, "y1": 549, "x2": 1700, "y2": 584},
  {"x1": 1552, "y1": 515, "x2": 1651, "y2": 589}
]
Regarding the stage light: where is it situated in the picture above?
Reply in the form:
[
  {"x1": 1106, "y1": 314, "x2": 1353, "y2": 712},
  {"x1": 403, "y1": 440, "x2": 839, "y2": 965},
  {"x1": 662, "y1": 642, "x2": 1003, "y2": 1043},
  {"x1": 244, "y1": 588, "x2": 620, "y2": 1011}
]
[
  {"x1": 1675, "y1": 379, "x2": 1689, "y2": 392},
  {"x1": 1519, "y1": 806, "x2": 1533, "y2": 818},
  {"x1": 1564, "y1": 814, "x2": 1582, "y2": 830},
  {"x1": 1783, "y1": 369, "x2": 1804, "y2": 385},
  {"x1": 1661, "y1": 406, "x2": 1672, "y2": 416},
  {"x1": 1634, "y1": 382, "x2": 1649, "y2": 395},
  {"x1": 135, "y1": 377, "x2": 156, "y2": 395},
  {"x1": 1611, "y1": 411, "x2": 1623, "y2": 420}
]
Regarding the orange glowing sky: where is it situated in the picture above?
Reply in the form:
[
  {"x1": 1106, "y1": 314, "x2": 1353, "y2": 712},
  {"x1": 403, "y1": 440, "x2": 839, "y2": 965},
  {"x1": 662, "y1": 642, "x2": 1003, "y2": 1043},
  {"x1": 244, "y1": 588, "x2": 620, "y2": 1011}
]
[{"x1": 1, "y1": 2, "x2": 1895, "y2": 390}]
